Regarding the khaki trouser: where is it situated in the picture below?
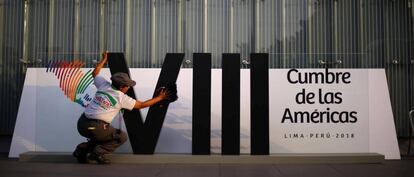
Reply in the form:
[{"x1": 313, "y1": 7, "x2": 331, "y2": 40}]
[{"x1": 77, "y1": 114, "x2": 127, "y2": 155}]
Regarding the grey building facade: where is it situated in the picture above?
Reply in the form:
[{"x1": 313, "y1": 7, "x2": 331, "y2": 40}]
[{"x1": 0, "y1": 0, "x2": 413, "y2": 138}]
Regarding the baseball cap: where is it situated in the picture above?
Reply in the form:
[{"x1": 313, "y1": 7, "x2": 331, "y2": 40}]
[{"x1": 110, "y1": 72, "x2": 136, "y2": 87}]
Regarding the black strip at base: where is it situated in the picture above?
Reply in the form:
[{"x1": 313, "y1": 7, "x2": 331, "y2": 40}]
[
  {"x1": 250, "y1": 53, "x2": 269, "y2": 155},
  {"x1": 192, "y1": 53, "x2": 212, "y2": 155},
  {"x1": 221, "y1": 53, "x2": 240, "y2": 155}
]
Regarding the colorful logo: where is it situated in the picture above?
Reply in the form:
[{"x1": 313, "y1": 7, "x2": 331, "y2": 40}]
[
  {"x1": 93, "y1": 91, "x2": 118, "y2": 110},
  {"x1": 46, "y1": 60, "x2": 95, "y2": 107}
]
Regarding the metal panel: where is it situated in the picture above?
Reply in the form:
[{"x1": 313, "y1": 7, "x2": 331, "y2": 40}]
[
  {"x1": 105, "y1": 0, "x2": 125, "y2": 53},
  {"x1": 383, "y1": 0, "x2": 412, "y2": 136},
  {"x1": 27, "y1": 0, "x2": 49, "y2": 67},
  {"x1": 308, "y1": 0, "x2": 334, "y2": 68},
  {"x1": 51, "y1": 0, "x2": 75, "y2": 61},
  {"x1": 282, "y1": 0, "x2": 309, "y2": 68},
  {"x1": 0, "y1": 0, "x2": 24, "y2": 134},
  {"x1": 129, "y1": 0, "x2": 152, "y2": 68},
  {"x1": 206, "y1": 0, "x2": 231, "y2": 68},
  {"x1": 232, "y1": 0, "x2": 254, "y2": 68},
  {"x1": 257, "y1": 0, "x2": 283, "y2": 68},
  {"x1": 333, "y1": 0, "x2": 360, "y2": 68},
  {"x1": 359, "y1": 0, "x2": 385, "y2": 68},
  {"x1": 154, "y1": 0, "x2": 179, "y2": 67},
  {"x1": 183, "y1": 0, "x2": 204, "y2": 67},
  {"x1": 0, "y1": 0, "x2": 414, "y2": 137},
  {"x1": 78, "y1": 0, "x2": 100, "y2": 66},
  {"x1": 410, "y1": 0, "x2": 414, "y2": 137}
]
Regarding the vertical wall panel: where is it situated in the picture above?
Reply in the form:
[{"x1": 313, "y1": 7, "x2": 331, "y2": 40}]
[
  {"x1": 359, "y1": 0, "x2": 385, "y2": 68},
  {"x1": 0, "y1": 0, "x2": 414, "y2": 137},
  {"x1": 207, "y1": 0, "x2": 231, "y2": 67},
  {"x1": 283, "y1": 0, "x2": 308, "y2": 68},
  {"x1": 183, "y1": 0, "x2": 204, "y2": 66},
  {"x1": 333, "y1": 0, "x2": 360, "y2": 68},
  {"x1": 308, "y1": 0, "x2": 333, "y2": 68},
  {"x1": 154, "y1": 0, "x2": 179, "y2": 67},
  {"x1": 0, "y1": 0, "x2": 3, "y2": 72},
  {"x1": 257, "y1": 0, "x2": 283, "y2": 68},
  {"x1": 0, "y1": 0, "x2": 24, "y2": 134},
  {"x1": 384, "y1": 0, "x2": 412, "y2": 136},
  {"x1": 129, "y1": 0, "x2": 151, "y2": 68},
  {"x1": 410, "y1": 0, "x2": 414, "y2": 124},
  {"x1": 78, "y1": 0, "x2": 100, "y2": 66},
  {"x1": 27, "y1": 0, "x2": 49, "y2": 67},
  {"x1": 51, "y1": 0, "x2": 74, "y2": 60},
  {"x1": 105, "y1": 0, "x2": 125, "y2": 53},
  {"x1": 233, "y1": 0, "x2": 253, "y2": 68}
]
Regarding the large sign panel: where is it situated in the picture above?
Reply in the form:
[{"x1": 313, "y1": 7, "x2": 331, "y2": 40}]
[{"x1": 9, "y1": 67, "x2": 399, "y2": 159}]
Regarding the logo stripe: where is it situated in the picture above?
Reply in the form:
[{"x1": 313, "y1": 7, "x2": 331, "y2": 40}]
[
  {"x1": 76, "y1": 70, "x2": 92, "y2": 94},
  {"x1": 46, "y1": 60, "x2": 93, "y2": 106},
  {"x1": 52, "y1": 61, "x2": 58, "y2": 74},
  {"x1": 46, "y1": 60, "x2": 52, "y2": 72},
  {"x1": 79, "y1": 74, "x2": 93, "y2": 94},
  {"x1": 82, "y1": 79, "x2": 94, "y2": 94},
  {"x1": 50, "y1": 60, "x2": 57, "y2": 73},
  {"x1": 65, "y1": 61, "x2": 82, "y2": 97},
  {"x1": 63, "y1": 62, "x2": 75, "y2": 96},
  {"x1": 56, "y1": 61, "x2": 65, "y2": 79},
  {"x1": 73, "y1": 69, "x2": 85, "y2": 97},
  {"x1": 54, "y1": 61, "x2": 61, "y2": 76},
  {"x1": 59, "y1": 61, "x2": 68, "y2": 81},
  {"x1": 60, "y1": 62, "x2": 70, "y2": 92},
  {"x1": 70, "y1": 69, "x2": 84, "y2": 101}
]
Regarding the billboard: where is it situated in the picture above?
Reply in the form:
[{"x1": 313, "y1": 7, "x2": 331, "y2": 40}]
[{"x1": 9, "y1": 67, "x2": 399, "y2": 159}]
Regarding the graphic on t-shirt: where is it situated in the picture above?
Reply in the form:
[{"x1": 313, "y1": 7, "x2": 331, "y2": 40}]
[
  {"x1": 46, "y1": 60, "x2": 95, "y2": 107},
  {"x1": 92, "y1": 91, "x2": 117, "y2": 110}
]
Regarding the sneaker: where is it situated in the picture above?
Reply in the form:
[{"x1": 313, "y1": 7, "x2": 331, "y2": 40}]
[
  {"x1": 72, "y1": 143, "x2": 88, "y2": 163},
  {"x1": 86, "y1": 153, "x2": 111, "y2": 164}
]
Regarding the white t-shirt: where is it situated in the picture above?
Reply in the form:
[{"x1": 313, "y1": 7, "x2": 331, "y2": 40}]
[{"x1": 84, "y1": 76, "x2": 136, "y2": 123}]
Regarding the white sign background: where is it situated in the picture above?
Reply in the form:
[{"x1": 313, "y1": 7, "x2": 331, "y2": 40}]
[
  {"x1": 9, "y1": 68, "x2": 399, "y2": 159},
  {"x1": 269, "y1": 69, "x2": 369, "y2": 153}
]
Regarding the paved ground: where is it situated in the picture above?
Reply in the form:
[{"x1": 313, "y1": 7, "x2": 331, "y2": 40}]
[
  {"x1": 1, "y1": 158, "x2": 414, "y2": 177},
  {"x1": 2, "y1": 136, "x2": 414, "y2": 177}
]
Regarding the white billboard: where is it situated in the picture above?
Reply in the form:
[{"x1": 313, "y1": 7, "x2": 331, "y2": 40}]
[{"x1": 10, "y1": 68, "x2": 399, "y2": 159}]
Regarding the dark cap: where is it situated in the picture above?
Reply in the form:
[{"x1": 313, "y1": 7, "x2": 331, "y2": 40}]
[{"x1": 111, "y1": 72, "x2": 136, "y2": 87}]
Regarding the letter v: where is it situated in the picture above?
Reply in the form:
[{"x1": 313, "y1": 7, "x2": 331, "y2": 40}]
[{"x1": 107, "y1": 53, "x2": 184, "y2": 154}]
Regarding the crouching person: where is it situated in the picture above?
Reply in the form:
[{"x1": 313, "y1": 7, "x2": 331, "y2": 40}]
[{"x1": 73, "y1": 52, "x2": 170, "y2": 164}]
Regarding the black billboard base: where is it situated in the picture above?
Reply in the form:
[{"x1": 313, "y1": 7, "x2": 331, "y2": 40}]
[{"x1": 19, "y1": 152, "x2": 384, "y2": 164}]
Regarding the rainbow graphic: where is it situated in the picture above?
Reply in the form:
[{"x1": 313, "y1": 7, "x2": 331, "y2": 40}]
[{"x1": 46, "y1": 60, "x2": 94, "y2": 107}]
